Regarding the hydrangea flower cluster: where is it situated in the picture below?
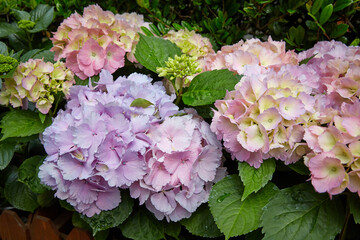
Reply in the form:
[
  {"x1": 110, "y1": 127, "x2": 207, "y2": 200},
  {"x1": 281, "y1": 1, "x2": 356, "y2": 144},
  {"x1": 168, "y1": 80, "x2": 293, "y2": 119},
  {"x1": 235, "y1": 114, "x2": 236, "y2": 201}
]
[
  {"x1": 163, "y1": 29, "x2": 214, "y2": 59},
  {"x1": 211, "y1": 65, "x2": 315, "y2": 168},
  {"x1": 0, "y1": 59, "x2": 74, "y2": 114},
  {"x1": 130, "y1": 109, "x2": 225, "y2": 221},
  {"x1": 38, "y1": 70, "x2": 223, "y2": 220},
  {"x1": 50, "y1": 4, "x2": 150, "y2": 79},
  {"x1": 299, "y1": 41, "x2": 360, "y2": 197},
  {"x1": 202, "y1": 37, "x2": 298, "y2": 75}
]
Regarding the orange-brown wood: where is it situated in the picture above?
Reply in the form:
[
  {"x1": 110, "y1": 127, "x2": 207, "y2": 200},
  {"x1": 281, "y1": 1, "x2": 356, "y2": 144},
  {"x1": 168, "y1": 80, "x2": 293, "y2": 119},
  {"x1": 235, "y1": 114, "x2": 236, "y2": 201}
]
[
  {"x1": 66, "y1": 228, "x2": 93, "y2": 240},
  {"x1": 29, "y1": 215, "x2": 61, "y2": 240},
  {"x1": 0, "y1": 210, "x2": 29, "y2": 240}
]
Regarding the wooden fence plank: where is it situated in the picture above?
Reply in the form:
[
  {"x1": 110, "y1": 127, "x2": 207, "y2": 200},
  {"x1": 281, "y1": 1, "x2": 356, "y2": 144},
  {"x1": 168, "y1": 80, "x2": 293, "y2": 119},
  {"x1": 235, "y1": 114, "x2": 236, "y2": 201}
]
[
  {"x1": 29, "y1": 215, "x2": 61, "y2": 240},
  {"x1": 0, "y1": 210, "x2": 29, "y2": 240},
  {"x1": 66, "y1": 228, "x2": 93, "y2": 240}
]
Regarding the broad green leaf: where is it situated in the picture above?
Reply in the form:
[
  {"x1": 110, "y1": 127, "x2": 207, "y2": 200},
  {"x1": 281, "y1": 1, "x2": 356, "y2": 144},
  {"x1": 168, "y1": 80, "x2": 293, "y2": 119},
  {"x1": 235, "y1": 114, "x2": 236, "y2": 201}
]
[
  {"x1": 238, "y1": 159, "x2": 276, "y2": 201},
  {"x1": 261, "y1": 183, "x2": 344, "y2": 240},
  {"x1": 0, "y1": 22, "x2": 21, "y2": 38},
  {"x1": 0, "y1": 110, "x2": 51, "y2": 141},
  {"x1": 134, "y1": 34, "x2": 181, "y2": 73},
  {"x1": 0, "y1": 41, "x2": 9, "y2": 55},
  {"x1": 208, "y1": 175, "x2": 278, "y2": 239},
  {"x1": 182, "y1": 70, "x2": 241, "y2": 106},
  {"x1": 33, "y1": 50, "x2": 55, "y2": 63},
  {"x1": 348, "y1": 193, "x2": 360, "y2": 224},
  {"x1": 18, "y1": 155, "x2": 48, "y2": 194},
  {"x1": 330, "y1": 24, "x2": 349, "y2": 38},
  {"x1": 20, "y1": 49, "x2": 43, "y2": 62},
  {"x1": 119, "y1": 208, "x2": 165, "y2": 240},
  {"x1": 28, "y1": 5, "x2": 54, "y2": 33},
  {"x1": 4, "y1": 167, "x2": 39, "y2": 212},
  {"x1": 181, "y1": 204, "x2": 222, "y2": 238},
  {"x1": 80, "y1": 191, "x2": 134, "y2": 235},
  {"x1": 11, "y1": 9, "x2": 31, "y2": 20},
  {"x1": 333, "y1": 0, "x2": 353, "y2": 12},
  {"x1": 319, "y1": 4, "x2": 333, "y2": 25},
  {"x1": 130, "y1": 98, "x2": 154, "y2": 108},
  {"x1": 0, "y1": 142, "x2": 16, "y2": 170},
  {"x1": 311, "y1": 0, "x2": 324, "y2": 15},
  {"x1": 164, "y1": 222, "x2": 181, "y2": 240}
]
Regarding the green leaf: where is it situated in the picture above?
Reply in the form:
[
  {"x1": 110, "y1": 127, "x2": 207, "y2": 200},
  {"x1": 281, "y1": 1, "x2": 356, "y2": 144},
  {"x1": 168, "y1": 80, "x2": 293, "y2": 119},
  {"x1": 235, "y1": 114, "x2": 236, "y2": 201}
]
[
  {"x1": 311, "y1": 0, "x2": 324, "y2": 15},
  {"x1": 181, "y1": 204, "x2": 222, "y2": 238},
  {"x1": 0, "y1": 22, "x2": 21, "y2": 38},
  {"x1": 140, "y1": 26, "x2": 154, "y2": 36},
  {"x1": 208, "y1": 175, "x2": 278, "y2": 239},
  {"x1": 238, "y1": 159, "x2": 276, "y2": 201},
  {"x1": 286, "y1": 159, "x2": 310, "y2": 175},
  {"x1": 120, "y1": 208, "x2": 165, "y2": 240},
  {"x1": 37, "y1": 190, "x2": 55, "y2": 207},
  {"x1": 295, "y1": 25, "x2": 305, "y2": 45},
  {"x1": 20, "y1": 49, "x2": 43, "y2": 62},
  {"x1": 181, "y1": 21, "x2": 194, "y2": 31},
  {"x1": 80, "y1": 191, "x2": 134, "y2": 235},
  {"x1": 38, "y1": 112, "x2": 46, "y2": 124},
  {"x1": 261, "y1": 183, "x2": 344, "y2": 240},
  {"x1": 350, "y1": 38, "x2": 360, "y2": 46},
  {"x1": 182, "y1": 70, "x2": 241, "y2": 106},
  {"x1": 289, "y1": 26, "x2": 297, "y2": 41},
  {"x1": 0, "y1": 41, "x2": 9, "y2": 55},
  {"x1": 136, "y1": 0, "x2": 150, "y2": 8},
  {"x1": 0, "y1": 110, "x2": 51, "y2": 141},
  {"x1": 299, "y1": 53, "x2": 317, "y2": 65},
  {"x1": 172, "y1": 23, "x2": 183, "y2": 30},
  {"x1": 0, "y1": 141, "x2": 16, "y2": 170},
  {"x1": 305, "y1": 20, "x2": 318, "y2": 30},
  {"x1": 164, "y1": 222, "x2": 181, "y2": 239},
  {"x1": 134, "y1": 34, "x2": 182, "y2": 73},
  {"x1": 11, "y1": 9, "x2": 31, "y2": 20},
  {"x1": 348, "y1": 193, "x2": 360, "y2": 224},
  {"x1": 130, "y1": 98, "x2": 154, "y2": 108},
  {"x1": 149, "y1": 24, "x2": 161, "y2": 36},
  {"x1": 319, "y1": 4, "x2": 333, "y2": 25},
  {"x1": 28, "y1": 5, "x2": 54, "y2": 33},
  {"x1": 18, "y1": 155, "x2": 48, "y2": 194},
  {"x1": 4, "y1": 167, "x2": 39, "y2": 212},
  {"x1": 330, "y1": 24, "x2": 349, "y2": 38},
  {"x1": 33, "y1": 50, "x2": 55, "y2": 63},
  {"x1": 333, "y1": 0, "x2": 353, "y2": 12}
]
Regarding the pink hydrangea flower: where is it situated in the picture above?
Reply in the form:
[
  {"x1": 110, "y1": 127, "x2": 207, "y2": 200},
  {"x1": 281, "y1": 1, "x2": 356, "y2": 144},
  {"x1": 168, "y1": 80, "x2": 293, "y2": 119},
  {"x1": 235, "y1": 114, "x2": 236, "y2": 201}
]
[
  {"x1": 211, "y1": 65, "x2": 316, "y2": 168},
  {"x1": 51, "y1": 4, "x2": 149, "y2": 79},
  {"x1": 130, "y1": 110, "x2": 225, "y2": 222},
  {"x1": 202, "y1": 37, "x2": 298, "y2": 75}
]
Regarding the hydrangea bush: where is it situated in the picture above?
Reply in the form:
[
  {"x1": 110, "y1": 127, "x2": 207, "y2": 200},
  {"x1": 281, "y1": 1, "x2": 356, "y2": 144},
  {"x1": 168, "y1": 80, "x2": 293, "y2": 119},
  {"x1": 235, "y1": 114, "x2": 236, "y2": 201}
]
[{"x1": 1, "y1": 3, "x2": 360, "y2": 240}]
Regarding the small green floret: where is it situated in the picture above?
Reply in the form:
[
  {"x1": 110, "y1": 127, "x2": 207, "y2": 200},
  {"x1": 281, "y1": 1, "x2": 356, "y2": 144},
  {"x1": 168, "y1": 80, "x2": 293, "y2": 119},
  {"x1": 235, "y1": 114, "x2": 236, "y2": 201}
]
[
  {"x1": 157, "y1": 54, "x2": 201, "y2": 83},
  {"x1": 0, "y1": 54, "x2": 18, "y2": 74},
  {"x1": 18, "y1": 19, "x2": 35, "y2": 30}
]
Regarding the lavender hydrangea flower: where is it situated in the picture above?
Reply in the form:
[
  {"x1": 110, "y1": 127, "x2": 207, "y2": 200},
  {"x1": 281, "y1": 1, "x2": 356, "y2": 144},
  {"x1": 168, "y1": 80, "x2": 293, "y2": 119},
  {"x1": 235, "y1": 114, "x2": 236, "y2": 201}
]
[{"x1": 39, "y1": 70, "x2": 179, "y2": 217}]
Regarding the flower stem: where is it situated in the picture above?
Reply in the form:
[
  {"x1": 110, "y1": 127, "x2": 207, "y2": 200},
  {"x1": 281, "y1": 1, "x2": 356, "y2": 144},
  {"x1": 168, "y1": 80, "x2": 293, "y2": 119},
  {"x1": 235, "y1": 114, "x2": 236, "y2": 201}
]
[{"x1": 340, "y1": 196, "x2": 351, "y2": 240}]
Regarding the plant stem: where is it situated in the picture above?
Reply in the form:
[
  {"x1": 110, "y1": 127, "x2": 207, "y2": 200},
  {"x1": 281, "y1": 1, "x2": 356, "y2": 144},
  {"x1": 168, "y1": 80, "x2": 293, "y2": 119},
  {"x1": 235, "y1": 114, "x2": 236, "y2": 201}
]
[{"x1": 340, "y1": 196, "x2": 351, "y2": 240}]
